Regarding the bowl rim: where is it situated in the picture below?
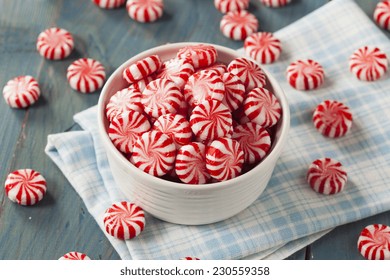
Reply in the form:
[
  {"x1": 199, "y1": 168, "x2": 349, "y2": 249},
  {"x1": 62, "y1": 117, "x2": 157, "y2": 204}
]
[{"x1": 97, "y1": 42, "x2": 290, "y2": 191}]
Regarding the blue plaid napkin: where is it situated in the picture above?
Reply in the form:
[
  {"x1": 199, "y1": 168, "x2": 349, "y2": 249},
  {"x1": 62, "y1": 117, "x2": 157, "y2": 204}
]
[{"x1": 46, "y1": 0, "x2": 390, "y2": 260}]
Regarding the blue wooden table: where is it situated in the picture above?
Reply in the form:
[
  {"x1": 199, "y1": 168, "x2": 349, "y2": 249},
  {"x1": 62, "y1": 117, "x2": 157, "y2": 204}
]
[{"x1": 0, "y1": 0, "x2": 389, "y2": 260}]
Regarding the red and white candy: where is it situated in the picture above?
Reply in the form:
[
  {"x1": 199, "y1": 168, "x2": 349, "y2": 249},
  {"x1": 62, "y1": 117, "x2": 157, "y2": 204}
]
[
  {"x1": 286, "y1": 59, "x2": 324, "y2": 90},
  {"x1": 128, "y1": 74, "x2": 155, "y2": 92},
  {"x1": 126, "y1": 0, "x2": 164, "y2": 23},
  {"x1": 243, "y1": 87, "x2": 281, "y2": 128},
  {"x1": 142, "y1": 78, "x2": 183, "y2": 118},
  {"x1": 313, "y1": 100, "x2": 353, "y2": 138},
  {"x1": 214, "y1": 0, "x2": 249, "y2": 13},
  {"x1": 306, "y1": 158, "x2": 347, "y2": 195},
  {"x1": 36, "y1": 27, "x2": 74, "y2": 60},
  {"x1": 221, "y1": 72, "x2": 245, "y2": 111},
  {"x1": 357, "y1": 224, "x2": 390, "y2": 260},
  {"x1": 108, "y1": 110, "x2": 151, "y2": 154},
  {"x1": 190, "y1": 99, "x2": 233, "y2": 141},
  {"x1": 184, "y1": 71, "x2": 225, "y2": 108},
  {"x1": 123, "y1": 55, "x2": 162, "y2": 83},
  {"x1": 206, "y1": 138, "x2": 244, "y2": 181},
  {"x1": 103, "y1": 201, "x2": 145, "y2": 240},
  {"x1": 67, "y1": 58, "x2": 106, "y2": 93},
  {"x1": 227, "y1": 57, "x2": 266, "y2": 91},
  {"x1": 131, "y1": 131, "x2": 176, "y2": 176},
  {"x1": 177, "y1": 44, "x2": 217, "y2": 69},
  {"x1": 199, "y1": 63, "x2": 227, "y2": 76},
  {"x1": 106, "y1": 87, "x2": 143, "y2": 122},
  {"x1": 220, "y1": 10, "x2": 258, "y2": 41},
  {"x1": 175, "y1": 142, "x2": 211, "y2": 184},
  {"x1": 244, "y1": 32, "x2": 282, "y2": 64},
  {"x1": 349, "y1": 46, "x2": 388, "y2": 81},
  {"x1": 92, "y1": 0, "x2": 125, "y2": 9},
  {"x1": 3, "y1": 75, "x2": 41, "y2": 108},
  {"x1": 153, "y1": 113, "x2": 192, "y2": 149},
  {"x1": 59, "y1": 252, "x2": 91, "y2": 260},
  {"x1": 156, "y1": 58, "x2": 195, "y2": 90},
  {"x1": 232, "y1": 122, "x2": 271, "y2": 164},
  {"x1": 4, "y1": 169, "x2": 47, "y2": 206},
  {"x1": 373, "y1": 0, "x2": 390, "y2": 31},
  {"x1": 180, "y1": 256, "x2": 201, "y2": 260},
  {"x1": 260, "y1": 0, "x2": 291, "y2": 7}
]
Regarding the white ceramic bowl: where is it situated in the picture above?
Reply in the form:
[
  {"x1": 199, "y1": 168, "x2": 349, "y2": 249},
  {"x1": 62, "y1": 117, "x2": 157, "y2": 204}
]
[{"x1": 97, "y1": 42, "x2": 290, "y2": 225}]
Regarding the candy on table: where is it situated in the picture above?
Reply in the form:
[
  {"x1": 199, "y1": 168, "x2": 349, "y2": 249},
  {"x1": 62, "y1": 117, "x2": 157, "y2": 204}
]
[
  {"x1": 221, "y1": 72, "x2": 245, "y2": 111},
  {"x1": 259, "y1": 0, "x2": 291, "y2": 8},
  {"x1": 108, "y1": 110, "x2": 151, "y2": 153},
  {"x1": 205, "y1": 138, "x2": 244, "y2": 181},
  {"x1": 36, "y1": 27, "x2": 74, "y2": 60},
  {"x1": 244, "y1": 32, "x2": 282, "y2": 64},
  {"x1": 59, "y1": 251, "x2": 91, "y2": 260},
  {"x1": 220, "y1": 10, "x2": 258, "y2": 41},
  {"x1": 103, "y1": 201, "x2": 145, "y2": 240},
  {"x1": 373, "y1": 0, "x2": 390, "y2": 31},
  {"x1": 214, "y1": 0, "x2": 249, "y2": 13},
  {"x1": 153, "y1": 113, "x2": 192, "y2": 149},
  {"x1": 286, "y1": 59, "x2": 324, "y2": 90},
  {"x1": 105, "y1": 87, "x2": 143, "y2": 122},
  {"x1": 184, "y1": 70, "x2": 225, "y2": 108},
  {"x1": 67, "y1": 58, "x2": 106, "y2": 93},
  {"x1": 126, "y1": 0, "x2": 164, "y2": 22},
  {"x1": 123, "y1": 55, "x2": 162, "y2": 83},
  {"x1": 128, "y1": 74, "x2": 156, "y2": 92},
  {"x1": 141, "y1": 78, "x2": 183, "y2": 118},
  {"x1": 4, "y1": 169, "x2": 47, "y2": 206},
  {"x1": 243, "y1": 87, "x2": 282, "y2": 128},
  {"x1": 3, "y1": 75, "x2": 41, "y2": 108},
  {"x1": 349, "y1": 46, "x2": 388, "y2": 81},
  {"x1": 357, "y1": 224, "x2": 390, "y2": 260},
  {"x1": 198, "y1": 63, "x2": 228, "y2": 76},
  {"x1": 131, "y1": 131, "x2": 176, "y2": 176},
  {"x1": 189, "y1": 99, "x2": 233, "y2": 141},
  {"x1": 227, "y1": 57, "x2": 266, "y2": 91},
  {"x1": 313, "y1": 100, "x2": 353, "y2": 138},
  {"x1": 180, "y1": 256, "x2": 201, "y2": 260},
  {"x1": 176, "y1": 44, "x2": 218, "y2": 69},
  {"x1": 156, "y1": 58, "x2": 195, "y2": 90},
  {"x1": 92, "y1": 0, "x2": 126, "y2": 8},
  {"x1": 175, "y1": 142, "x2": 211, "y2": 184},
  {"x1": 232, "y1": 122, "x2": 271, "y2": 164},
  {"x1": 306, "y1": 158, "x2": 347, "y2": 195}
]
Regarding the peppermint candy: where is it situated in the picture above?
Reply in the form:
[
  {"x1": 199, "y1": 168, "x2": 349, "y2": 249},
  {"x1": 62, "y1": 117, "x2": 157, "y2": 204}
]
[
  {"x1": 206, "y1": 138, "x2": 244, "y2": 181},
  {"x1": 4, "y1": 169, "x2": 47, "y2": 206},
  {"x1": 221, "y1": 72, "x2": 245, "y2": 111},
  {"x1": 232, "y1": 122, "x2": 271, "y2": 164},
  {"x1": 126, "y1": 0, "x2": 164, "y2": 23},
  {"x1": 244, "y1": 32, "x2": 282, "y2": 64},
  {"x1": 176, "y1": 44, "x2": 218, "y2": 69},
  {"x1": 123, "y1": 55, "x2": 162, "y2": 83},
  {"x1": 36, "y1": 27, "x2": 74, "y2": 60},
  {"x1": 180, "y1": 256, "x2": 201, "y2": 260},
  {"x1": 108, "y1": 110, "x2": 151, "y2": 154},
  {"x1": 156, "y1": 58, "x2": 195, "y2": 90},
  {"x1": 190, "y1": 99, "x2": 233, "y2": 141},
  {"x1": 214, "y1": 0, "x2": 249, "y2": 13},
  {"x1": 103, "y1": 201, "x2": 145, "y2": 240},
  {"x1": 286, "y1": 59, "x2": 324, "y2": 90},
  {"x1": 142, "y1": 78, "x2": 183, "y2": 118},
  {"x1": 357, "y1": 224, "x2": 390, "y2": 260},
  {"x1": 260, "y1": 0, "x2": 291, "y2": 7},
  {"x1": 349, "y1": 46, "x2": 388, "y2": 81},
  {"x1": 198, "y1": 63, "x2": 228, "y2": 76},
  {"x1": 220, "y1": 10, "x2": 258, "y2": 41},
  {"x1": 67, "y1": 58, "x2": 106, "y2": 93},
  {"x1": 105, "y1": 87, "x2": 143, "y2": 122},
  {"x1": 92, "y1": 0, "x2": 125, "y2": 8},
  {"x1": 373, "y1": 0, "x2": 390, "y2": 31},
  {"x1": 184, "y1": 71, "x2": 225, "y2": 108},
  {"x1": 227, "y1": 57, "x2": 266, "y2": 91},
  {"x1": 128, "y1": 75, "x2": 155, "y2": 92},
  {"x1": 175, "y1": 142, "x2": 211, "y2": 184},
  {"x1": 313, "y1": 100, "x2": 353, "y2": 138},
  {"x1": 3, "y1": 75, "x2": 41, "y2": 108},
  {"x1": 131, "y1": 131, "x2": 176, "y2": 176},
  {"x1": 243, "y1": 87, "x2": 281, "y2": 128},
  {"x1": 59, "y1": 252, "x2": 91, "y2": 260},
  {"x1": 306, "y1": 158, "x2": 347, "y2": 195}
]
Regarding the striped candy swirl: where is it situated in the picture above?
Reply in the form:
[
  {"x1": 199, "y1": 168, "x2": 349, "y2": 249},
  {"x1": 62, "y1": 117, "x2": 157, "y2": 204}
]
[
  {"x1": 286, "y1": 59, "x2": 324, "y2": 90},
  {"x1": 36, "y1": 27, "x2": 74, "y2": 60},
  {"x1": 227, "y1": 57, "x2": 266, "y2": 91},
  {"x1": 349, "y1": 46, "x2": 388, "y2": 81},
  {"x1": 92, "y1": 0, "x2": 125, "y2": 8},
  {"x1": 3, "y1": 75, "x2": 41, "y2": 108},
  {"x1": 123, "y1": 55, "x2": 162, "y2": 83},
  {"x1": 126, "y1": 0, "x2": 164, "y2": 23},
  {"x1": 244, "y1": 32, "x2": 282, "y2": 64},
  {"x1": 357, "y1": 224, "x2": 390, "y2": 260},
  {"x1": 156, "y1": 58, "x2": 194, "y2": 90},
  {"x1": 106, "y1": 87, "x2": 143, "y2": 122},
  {"x1": 67, "y1": 58, "x2": 106, "y2": 93},
  {"x1": 220, "y1": 10, "x2": 258, "y2": 41},
  {"x1": 260, "y1": 0, "x2": 291, "y2": 7},
  {"x1": 59, "y1": 251, "x2": 91, "y2": 260},
  {"x1": 221, "y1": 72, "x2": 245, "y2": 111},
  {"x1": 177, "y1": 44, "x2": 217, "y2": 69},
  {"x1": 373, "y1": 0, "x2": 390, "y2": 31},
  {"x1": 214, "y1": 0, "x2": 249, "y2": 13}
]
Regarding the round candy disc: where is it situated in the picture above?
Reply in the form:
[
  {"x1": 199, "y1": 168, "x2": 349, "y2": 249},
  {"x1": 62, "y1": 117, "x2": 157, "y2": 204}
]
[
  {"x1": 286, "y1": 59, "x2": 324, "y2": 90},
  {"x1": 123, "y1": 55, "x2": 162, "y2": 83},
  {"x1": 67, "y1": 58, "x2": 106, "y2": 93},
  {"x1": 92, "y1": 0, "x2": 125, "y2": 9},
  {"x1": 5, "y1": 169, "x2": 46, "y2": 206},
  {"x1": 244, "y1": 32, "x2": 282, "y2": 64},
  {"x1": 156, "y1": 58, "x2": 195, "y2": 90},
  {"x1": 374, "y1": 0, "x2": 390, "y2": 31},
  {"x1": 3, "y1": 75, "x2": 41, "y2": 108},
  {"x1": 126, "y1": 0, "x2": 163, "y2": 22},
  {"x1": 206, "y1": 138, "x2": 244, "y2": 181},
  {"x1": 260, "y1": 0, "x2": 291, "y2": 7},
  {"x1": 103, "y1": 201, "x2": 145, "y2": 240},
  {"x1": 220, "y1": 10, "x2": 258, "y2": 41},
  {"x1": 131, "y1": 131, "x2": 176, "y2": 176},
  {"x1": 313, "y1": 100, "x2": 353, "y2": 138},
  {"x1": 36, "y1": 27, "x2": 74, "y2": 60},
  {"x1": 176, "y1": 44, "x2": 217, "y2": 69},
  {"x1": 306, "y1": 158, "x2": 347, "y2": 195},
  {"x1": 227, "y1": 57, "x2": 266, "y2": 91},
  {"x1": 128, "y1": 74, "x2": 156, "y2": 92},
  {"x1": 105, "y1": 87, "x2": 143, "y2": 122},
  {"x1": 349, "y1": 46, "x2": 388, "y2": 81},
  {"x1": 59, "y1": 252, "x2": 91, "y2": 260},
  {"x1": 214, "y1": 0, "x2": 249, "y2": 13},
  {"x1": 221, "y1": 72, "x2": 245, "y2": 111},
  {"x1": 357, "y1": 224, "x2": 390, "y2": 260}
]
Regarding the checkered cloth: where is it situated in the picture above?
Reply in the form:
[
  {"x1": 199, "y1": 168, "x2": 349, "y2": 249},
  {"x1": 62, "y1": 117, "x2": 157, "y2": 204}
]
[{"x1": 46, "y1": 0, "x2": 390, "y2": 260}]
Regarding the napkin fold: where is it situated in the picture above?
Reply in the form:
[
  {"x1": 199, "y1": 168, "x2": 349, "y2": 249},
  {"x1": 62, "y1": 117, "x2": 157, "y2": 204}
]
[{"x1": 46, "y1": 0, "x2": 390, "y2": 260}]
